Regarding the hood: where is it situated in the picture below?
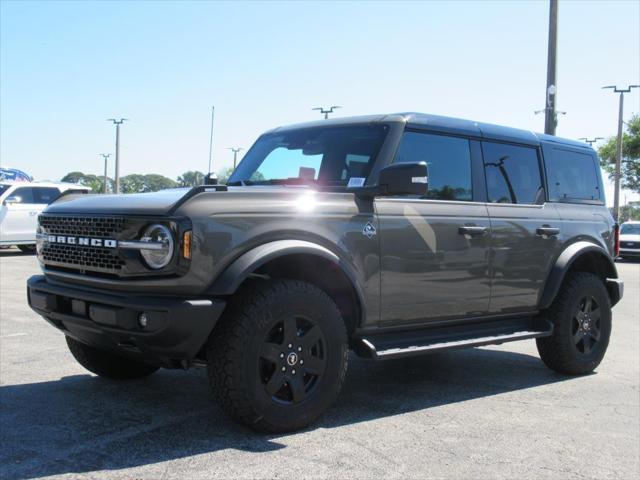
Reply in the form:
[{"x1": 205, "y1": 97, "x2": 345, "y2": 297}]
[
  {"x1": 45, "y1": 188, "x2": 191, "y2": 216},
  {"x1": 43, "y1": 185, "x2": 349, "y2": 216}
]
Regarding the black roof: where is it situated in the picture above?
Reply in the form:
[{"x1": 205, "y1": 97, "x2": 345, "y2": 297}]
[{"x1": 271, "y1": 112, "x2": 591, "y2": 150}]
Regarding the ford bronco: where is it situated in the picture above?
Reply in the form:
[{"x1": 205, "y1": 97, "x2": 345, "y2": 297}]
[{"x1": 27, "y1": 113, "x2": 623, "y2": 432}]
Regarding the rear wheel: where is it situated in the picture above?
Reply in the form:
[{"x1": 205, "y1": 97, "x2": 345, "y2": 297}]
[
  {"x1": 536, "y1": 272, "x2": 612, "y2": 375},
  {"x1": 207, "y1": 280, "x2": 348, "y2": 433},
  {"x1": 66, "y1": 336, "x2": 159, "y2": 379}
]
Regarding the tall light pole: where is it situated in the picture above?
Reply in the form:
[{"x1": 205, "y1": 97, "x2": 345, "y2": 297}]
[
  {"x1": 99, "y1": 153, "x2": 111, "y2": 193},
  {"x1": 208, "y1": 106, "x2": 215, "y2": 175},
  {"x1": 228, "y1": 147, "x2": 243, "y2": 169},
  {"x1": 107, "y1": 118, "x2": 128, "y2": 193},
  {"x1": 542, "y1": 0, "x2": 559, "y2": 135},
  {"x1": 578, "y1": 137, "x2": 604, "y2": 147},
  {"x1": 602, "y1": 85, "x2": 639, "y2": 223},
  {"x1": 312, "y1": 106, "x2": 341, "y2": 119}
]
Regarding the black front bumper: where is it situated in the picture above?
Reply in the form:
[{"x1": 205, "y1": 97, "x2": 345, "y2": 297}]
[{"x1": 27, "y1": 275, "x2": 226, "y2": 368}]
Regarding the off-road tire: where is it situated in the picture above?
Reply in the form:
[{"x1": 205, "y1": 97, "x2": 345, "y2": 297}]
[
  {"x1": 66, "y1": 336, "x2": 159, "y2": 379},
  {"x1": 207, "y1": 279, "x2": 349, "y2": 433},
  {"x1": 18, "y1": 245, "x2": 36, "y2": 254},
  {"x1": 536, "y1": 272, "x2": 612, "y2": 375}
]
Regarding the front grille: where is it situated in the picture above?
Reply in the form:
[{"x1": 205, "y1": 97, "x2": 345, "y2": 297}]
[
  {"x1": 39, "y1": 215, "x2": 125, "y2": 238},
  {"x1": 42, "y1": 243, "x2": 125, "y2": 271},
  {"x1": 39, "y1": 214, "x2": 127, "y2": 274}
]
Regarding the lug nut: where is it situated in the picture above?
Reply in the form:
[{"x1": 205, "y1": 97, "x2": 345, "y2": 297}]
[
  {"x1": 300, "y1": 360, "x2": 304, "y2": 365},
  {"x1": 288, "y1": 343, "x2": 293, "y2": 349},
  {"x1": 281, "y1": 366, "x2": 286, "y2": 372},
  {"x1": 292, "y1": 369, "x2": 296, "y2": 375},
  {"x1": 280, "y1": 353, "x2": 284, "y2": 358},
  {"x1": 298, "y1": 346, "x2": 302, "y2": 352}
]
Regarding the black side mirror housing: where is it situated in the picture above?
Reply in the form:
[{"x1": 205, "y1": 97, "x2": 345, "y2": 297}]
[{"x1": 349, "y1": 162, "x2": 428, "y2": 198}]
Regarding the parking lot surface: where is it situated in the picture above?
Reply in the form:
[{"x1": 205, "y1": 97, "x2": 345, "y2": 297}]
[{"x1": 1, "y1": 249, "x2": 638, "y2": 480}]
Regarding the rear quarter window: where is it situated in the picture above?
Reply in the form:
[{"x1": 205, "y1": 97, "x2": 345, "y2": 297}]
[{"x1": 544, "y1": 147, "x2": 602, "y2": 202}]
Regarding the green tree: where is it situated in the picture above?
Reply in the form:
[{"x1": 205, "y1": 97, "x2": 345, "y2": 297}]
[
  {"x1": 61, "y1": 171, "x2": 111, "y2": 193},
  {"x1": 177, "y1": 170, "x2": 205, "y2": 187},
  {"x1": 120, "y1": 174, "x2": 177, "y2": 193},
  {"x1": 216, "y1": 166, "x2": 236, "y2": 184},
  {"x1": 598, "y1": 114, "x2": 640, "y2": 193}
]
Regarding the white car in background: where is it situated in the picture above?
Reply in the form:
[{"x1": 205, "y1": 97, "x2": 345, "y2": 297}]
[
  {"x1": 618, "y1": 220, "x2": 640, "y2": 260},
  {"x1": 0, "y1": 181, "x2": 91, "y2": 253}
]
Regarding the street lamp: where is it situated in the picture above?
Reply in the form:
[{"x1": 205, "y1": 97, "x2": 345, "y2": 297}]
[
  {"x1": 107, "y1": 118, "x2": 128, "y2": 194},
  {"x1": 98, "y1": 153, "x2": 111, "y2": 193},
  {"x1": 602, "y1": 84, "x2": 639, "y2": 222},
  {"x1": 578, "y1": 137, "x2": 604, "y2": 147},
  {"x1": 312, "y1": 106, "x2": 341, "y2": 119},
  {"x1": 228, "y1": 147, "x2": 244, "y2": 169}
]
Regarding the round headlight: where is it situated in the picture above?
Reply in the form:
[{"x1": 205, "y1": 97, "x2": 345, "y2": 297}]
[{"x1": 140, "y1": 224, "x2": 174, "y2": 269}]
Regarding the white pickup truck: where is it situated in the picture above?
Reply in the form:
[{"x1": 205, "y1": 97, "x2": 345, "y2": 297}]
[{"x1": 0, "y1": 181, "x2": 90, "y2": 252}]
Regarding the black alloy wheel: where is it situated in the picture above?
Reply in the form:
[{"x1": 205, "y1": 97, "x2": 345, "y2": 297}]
[
  {"x1": 572, "y1": 295, "x2": 602, "y2": 355},
  {"x1": 259, "y1": 315, "x2": 327, "y2": 404}
]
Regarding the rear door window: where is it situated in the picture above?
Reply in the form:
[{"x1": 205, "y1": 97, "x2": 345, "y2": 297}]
[
  {"x1": 33, "y1": 187, "x2": 61, "y2": 204},
  {"x1": 482, "y1": 142, "x2": 544, "y2": 205},
  {"x1": 544, "y1": 147, "x2": 601, "y2": 201}
]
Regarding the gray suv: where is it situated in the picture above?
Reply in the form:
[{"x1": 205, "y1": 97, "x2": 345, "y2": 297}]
[{"x1": 27, "y1": 113, "x2": 623, "y2": 432}]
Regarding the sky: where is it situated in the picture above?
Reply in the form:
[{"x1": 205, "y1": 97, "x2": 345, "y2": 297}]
[{"x1": 1, "y1": 0, "x2": 639, "y2": 204}]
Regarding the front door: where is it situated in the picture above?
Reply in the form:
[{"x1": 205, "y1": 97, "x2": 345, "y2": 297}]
[
  {"x1": 377, "y1": 131, "x2": 491, "y2": 325},
  {"x1": 0, "y1": 187, "x2": 46, "y2": 243}
]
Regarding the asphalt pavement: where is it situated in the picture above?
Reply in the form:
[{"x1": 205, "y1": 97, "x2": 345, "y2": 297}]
[{"x1": 1, "y1": 249, "x2": 638, "y2": 479}]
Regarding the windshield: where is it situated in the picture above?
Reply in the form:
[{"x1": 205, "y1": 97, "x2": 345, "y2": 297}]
[
  {"x1": 620, "y1": 223, "x2": 640, "y2": 234},
  {"x1": 228, "y1": 125, "x2": 389, "y2": 188}
]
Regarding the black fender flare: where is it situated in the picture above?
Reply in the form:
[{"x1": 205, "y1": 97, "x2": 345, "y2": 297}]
[
  {"x1": 538, "y1": 241, "x2": 619, "y2": 310},
  {"x1": 207, "y1": 240, "x2": 367, "y2": 317}
]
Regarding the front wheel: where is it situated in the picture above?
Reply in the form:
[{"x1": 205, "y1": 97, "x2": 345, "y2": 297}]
[
  {"x1": 207, "y1": 280, "x2": 348, "y2": 433},
  {"x1": 536, "y1": 272, "x2": 612, "y2": 375},
  {"x1": 66, "y1": 336, "x2": 159, "y2": 379}
]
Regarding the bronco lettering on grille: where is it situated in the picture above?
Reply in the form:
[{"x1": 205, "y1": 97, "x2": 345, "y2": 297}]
[{"x1": 46, "y1": 235, "x2": 117, "y2": 248}]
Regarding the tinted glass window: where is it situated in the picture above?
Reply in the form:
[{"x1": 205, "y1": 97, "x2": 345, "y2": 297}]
[
  {"x1": 394, "y1": 132, "x2": 472, "y2": 201},
  {"x1": 10, "y1": 187, "x2": 35, "y2": 203},
  {"x1": 483, "y1": 142, "x2": 543, "y2": 204},
  {"x1": 0, "y1": 185, "x2": 10, "y2": 196},
  {"x1": 545, "y1": 148, "x2": 601, "y2": 201},
  {"x1": 33, "y1": 187, "x2": 61, "y2": 204},
  {"x1": 620, "y1": 223, "x2": 640, "y2": 234}
]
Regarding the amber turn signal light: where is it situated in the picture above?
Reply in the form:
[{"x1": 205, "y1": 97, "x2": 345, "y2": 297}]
[{"x1": 182, "y1": 230, "x2": 192, "y2": 259}]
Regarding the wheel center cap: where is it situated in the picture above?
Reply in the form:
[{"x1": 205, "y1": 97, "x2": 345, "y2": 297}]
[{"x1": 286, "y1": 352, "x2": 298, "y2": 366}]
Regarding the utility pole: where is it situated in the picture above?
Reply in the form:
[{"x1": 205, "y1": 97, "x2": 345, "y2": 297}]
[
  {"x1": 208, "y1": 106, "x2": 215, "y2": 175},
  {"x1": 107, "y1": 118, "x2": 128, "y2": 193},
  {"x1": 312, "y1": 106, "x2": 341, "y2": 119},
  {"x1": 99, "y1": 153, "x2": 111, "y2": 193},
  {"x1": 228, "y1": 147, "x2": 244, "y2": 169},
  {"x1": 544, "y1": 0, "x2": 558, "y2": 135},
  {"x1": 578, "y1": 137, "x2": 604, "y2": 147},
  {"x1": 602, "y1": 85, "x2": 639, "y2": 223}
]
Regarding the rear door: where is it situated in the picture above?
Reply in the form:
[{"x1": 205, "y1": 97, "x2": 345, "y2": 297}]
[
  {"x1": 482, "y1": 141, "x2": 561, "y2": 313},
  {"x1": 377, "y1": 131, "x2": 491, "y2": 325}
]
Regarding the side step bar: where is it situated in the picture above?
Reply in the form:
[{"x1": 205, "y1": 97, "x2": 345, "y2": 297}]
[{"x1": 352, "y1": 317, "x2": 553, "y2": 361}]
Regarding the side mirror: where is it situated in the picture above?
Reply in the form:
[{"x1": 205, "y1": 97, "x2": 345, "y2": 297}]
[
  {"x1": 3, "y1": 196, "x2": 20, "y2": 206},
  {"x1": 349, "y1": 162, "x2": 428, "y2": 198}
]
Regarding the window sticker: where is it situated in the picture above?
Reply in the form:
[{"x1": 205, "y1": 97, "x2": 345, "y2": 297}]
[{"x1": 347, "y1": 177, "x2": 365, "y2": 188}]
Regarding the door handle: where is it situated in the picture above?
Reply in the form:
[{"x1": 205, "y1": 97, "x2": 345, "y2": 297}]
[
  {"x1": 536, "y1": 226, "x2": 559, "y2": 238},
  {"x1": 458, "y1": 226, "x2": 487, "y2": 237}
]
